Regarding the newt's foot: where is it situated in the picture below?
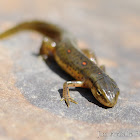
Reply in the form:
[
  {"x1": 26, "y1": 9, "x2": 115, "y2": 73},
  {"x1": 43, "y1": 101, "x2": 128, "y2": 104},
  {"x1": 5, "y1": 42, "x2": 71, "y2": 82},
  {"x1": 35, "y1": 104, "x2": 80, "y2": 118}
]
[{"x1": 61, "y1": 97, "x2": 78, "y2": 107}]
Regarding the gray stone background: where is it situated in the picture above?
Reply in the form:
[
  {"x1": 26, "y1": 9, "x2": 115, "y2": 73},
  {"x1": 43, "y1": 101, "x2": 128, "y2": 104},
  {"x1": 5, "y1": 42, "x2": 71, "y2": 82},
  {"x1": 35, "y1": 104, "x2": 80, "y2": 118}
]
[{"x1": 0, "y1": 0, "x2": 140, "y2": 140}]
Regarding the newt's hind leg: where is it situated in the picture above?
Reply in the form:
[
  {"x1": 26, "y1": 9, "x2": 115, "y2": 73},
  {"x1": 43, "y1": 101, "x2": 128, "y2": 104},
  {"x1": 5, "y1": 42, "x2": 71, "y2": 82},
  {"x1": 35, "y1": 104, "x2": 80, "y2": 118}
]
[
  {"x1": 40, "y1": 37, "x2": 56, "y2": 59},
  {"x1": 81, "y1": 49, "x2": 98, "y2": 64},
  {"x1": 61, "y1": 81, "x2": 86, "y2": 107}
]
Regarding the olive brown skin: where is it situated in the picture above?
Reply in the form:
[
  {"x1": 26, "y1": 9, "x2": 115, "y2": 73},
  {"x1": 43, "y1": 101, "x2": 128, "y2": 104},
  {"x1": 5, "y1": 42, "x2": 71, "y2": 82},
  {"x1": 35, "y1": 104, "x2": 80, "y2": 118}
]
[
  {"x1": 91, "y1": 77, "x2": 120, "y2": 107},
  {"x1": 0, "y1": 21, "x2": 120, "y2": 107}
]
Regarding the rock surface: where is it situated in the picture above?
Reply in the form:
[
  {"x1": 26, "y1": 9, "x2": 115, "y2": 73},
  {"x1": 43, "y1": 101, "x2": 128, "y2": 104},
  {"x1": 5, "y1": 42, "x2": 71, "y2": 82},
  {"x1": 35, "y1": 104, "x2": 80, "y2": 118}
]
[{"x1": 0, "y1": 0, "x2": 140, "y2": 140}]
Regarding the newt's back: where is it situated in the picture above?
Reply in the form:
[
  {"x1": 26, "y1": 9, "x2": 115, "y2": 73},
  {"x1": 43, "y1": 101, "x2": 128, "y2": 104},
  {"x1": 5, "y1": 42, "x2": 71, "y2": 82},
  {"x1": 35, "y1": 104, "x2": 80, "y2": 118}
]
[{"x1": 55, "y1": 37, "x2": 102, "y2": 80}]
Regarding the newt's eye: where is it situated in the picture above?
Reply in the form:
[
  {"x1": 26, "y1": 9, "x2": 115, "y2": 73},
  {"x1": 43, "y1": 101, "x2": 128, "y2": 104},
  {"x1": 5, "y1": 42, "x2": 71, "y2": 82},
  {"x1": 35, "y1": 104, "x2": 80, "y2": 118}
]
[{"x1": 97, "y1": 90, "x2": 102, "y2": 96}]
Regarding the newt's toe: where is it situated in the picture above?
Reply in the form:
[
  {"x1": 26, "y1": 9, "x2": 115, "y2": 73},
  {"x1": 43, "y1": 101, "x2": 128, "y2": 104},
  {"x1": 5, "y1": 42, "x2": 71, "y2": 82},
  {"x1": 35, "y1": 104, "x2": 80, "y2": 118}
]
[
  {"x1": 61, "y1": 97, "x2": 78, "y2": 107},
  {"x1": 69, "y1": 98, "x2": 78, "y2": 104}
]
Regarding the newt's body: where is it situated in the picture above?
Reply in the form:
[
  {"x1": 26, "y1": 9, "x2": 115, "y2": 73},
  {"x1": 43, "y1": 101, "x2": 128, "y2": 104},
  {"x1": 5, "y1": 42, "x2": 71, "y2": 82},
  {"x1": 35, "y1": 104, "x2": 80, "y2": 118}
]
[{"x1": 0, "y1": 21, "x2": 120, "y2": 107}]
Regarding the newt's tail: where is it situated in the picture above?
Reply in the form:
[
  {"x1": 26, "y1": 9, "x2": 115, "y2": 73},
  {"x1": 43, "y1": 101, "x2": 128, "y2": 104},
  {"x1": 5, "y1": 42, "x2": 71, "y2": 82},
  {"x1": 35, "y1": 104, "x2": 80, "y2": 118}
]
[{"x1": 0, "y1": 21, "x2": 63, "y2": 41}]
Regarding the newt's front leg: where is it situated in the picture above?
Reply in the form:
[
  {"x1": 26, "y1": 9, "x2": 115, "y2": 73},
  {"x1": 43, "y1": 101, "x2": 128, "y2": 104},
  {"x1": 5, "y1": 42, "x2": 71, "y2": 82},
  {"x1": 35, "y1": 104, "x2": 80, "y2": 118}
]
[
  {"x1": 81, "y1": 49, "x2": 106, "y2": 72},
  {"x1": 81, "y1": 49, "x2": 98, "y2": 64},
  {"x1": 61, "y1": 81, "x2": 86, "y2": 107}
]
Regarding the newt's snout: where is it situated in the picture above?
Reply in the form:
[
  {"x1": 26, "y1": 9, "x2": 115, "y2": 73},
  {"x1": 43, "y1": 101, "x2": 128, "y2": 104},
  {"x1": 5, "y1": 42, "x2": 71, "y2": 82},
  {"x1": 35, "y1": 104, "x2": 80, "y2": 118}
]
[{"x1": 91, "y1": 76, "x2": 120, "y2": 107}]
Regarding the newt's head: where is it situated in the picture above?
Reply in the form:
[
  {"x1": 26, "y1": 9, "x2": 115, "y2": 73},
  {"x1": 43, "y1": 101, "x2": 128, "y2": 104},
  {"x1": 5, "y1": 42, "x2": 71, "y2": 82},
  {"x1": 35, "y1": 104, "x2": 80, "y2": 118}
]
[{"x1": 91, "y1": 76, "x2": 120, "y2": 107}]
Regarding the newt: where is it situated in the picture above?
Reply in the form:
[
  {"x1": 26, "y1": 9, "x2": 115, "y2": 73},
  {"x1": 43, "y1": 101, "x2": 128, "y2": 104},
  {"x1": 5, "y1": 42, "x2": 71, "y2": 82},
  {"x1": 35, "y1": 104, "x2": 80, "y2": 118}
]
[{"x1": 0, "y1": 21, "x2": 120, "y2": 107}]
